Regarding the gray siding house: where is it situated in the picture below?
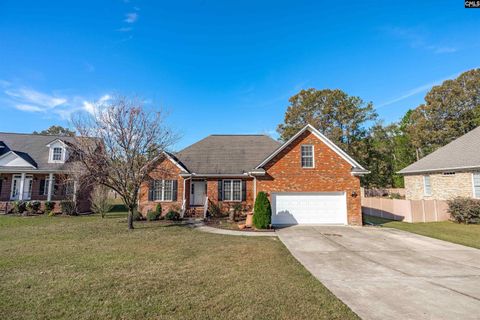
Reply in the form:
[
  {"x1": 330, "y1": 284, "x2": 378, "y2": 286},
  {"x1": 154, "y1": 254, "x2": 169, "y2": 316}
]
[{"x1": 399, "y1": 126, "x2": 480, "y2": 200}]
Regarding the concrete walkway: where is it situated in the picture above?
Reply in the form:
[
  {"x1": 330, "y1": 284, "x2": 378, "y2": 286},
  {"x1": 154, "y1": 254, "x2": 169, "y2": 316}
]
[{"x1": 277, "y1": 225, "x2": 480, "y2": 320}]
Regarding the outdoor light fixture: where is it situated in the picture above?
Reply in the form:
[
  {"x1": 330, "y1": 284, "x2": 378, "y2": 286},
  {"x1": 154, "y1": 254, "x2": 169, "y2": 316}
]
[{"x1": 351, "y1": 191, "x2": 358, "y2": 197}]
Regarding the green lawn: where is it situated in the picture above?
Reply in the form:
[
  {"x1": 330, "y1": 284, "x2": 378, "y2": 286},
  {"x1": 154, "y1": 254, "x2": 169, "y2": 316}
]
[
  {"x1": 363, "y1": 214, "x2": 480, "y2": 249},
  {"x1": 0, "y1": 214, "x2": 358, "y2": 320}
]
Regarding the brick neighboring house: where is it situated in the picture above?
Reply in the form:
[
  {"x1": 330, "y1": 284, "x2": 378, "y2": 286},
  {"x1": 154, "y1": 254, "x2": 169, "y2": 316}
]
[
  {"x1": 139, "y1": 124, "x2": 368, "y2": 225},
  {"x1": 399, "y1": 126, "x2": 480, "y2": 201},
  {"x1": 0, "y1": 132, "x2": 91, "y2": 213}
]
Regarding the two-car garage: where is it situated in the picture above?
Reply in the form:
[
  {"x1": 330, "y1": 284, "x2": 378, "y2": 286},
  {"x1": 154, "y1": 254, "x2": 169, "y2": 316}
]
[{"x1": 271, "y1": 192, "x2": 348, "y2": 225}]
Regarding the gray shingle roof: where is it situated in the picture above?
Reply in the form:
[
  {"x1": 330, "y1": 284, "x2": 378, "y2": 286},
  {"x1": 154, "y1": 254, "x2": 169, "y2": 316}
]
[
  {"x1": 398, "y1": 126, "x2": 480, "y2": 174},
  {"x1": 175, "y1": 135, "x2": 281, "y2": 174},
  {"x1": 0, "y1": 132, "x2": 76, "y2": 171}
]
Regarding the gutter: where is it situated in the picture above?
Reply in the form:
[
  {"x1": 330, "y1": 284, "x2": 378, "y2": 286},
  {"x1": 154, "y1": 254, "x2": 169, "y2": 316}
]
[{"x1": 398, "y1": 165, "x2": 480, "y2": 175}]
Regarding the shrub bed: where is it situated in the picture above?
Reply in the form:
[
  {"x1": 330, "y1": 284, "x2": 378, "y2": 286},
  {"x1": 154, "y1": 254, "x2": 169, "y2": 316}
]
[{"x1": 448, "y1": 197, "x2": 480, "y2": 224}]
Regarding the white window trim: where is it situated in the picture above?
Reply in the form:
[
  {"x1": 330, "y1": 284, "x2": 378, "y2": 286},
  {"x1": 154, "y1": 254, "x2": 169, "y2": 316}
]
[
  {"x1": 301, "y1": 144, "x2": 315, "y2": 168},
  {"x1": 153, "y1": 179, "x2": 174, "y2": 202},
  {"x1": 49, "y1": 146, "x2": 66, "y2": 163},
  {"x1": 223, "y1": 179, "x2": 242, "y2": 202},
  {"x1": 472, "y1": 172, "x2": 480, "y2": 199},
  {"x1": 423, "y1": 175, "x2": 432, "y2": 196}
]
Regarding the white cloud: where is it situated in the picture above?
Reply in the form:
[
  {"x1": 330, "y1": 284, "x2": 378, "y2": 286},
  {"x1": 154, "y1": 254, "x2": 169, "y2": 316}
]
[
  {"x1": 2, "y1": 84, "x2": 111, "y2": 120},
  {"x1": 5, "y1": 88, "x2": 67, "y2": 109},
  {"x1": 15, "y1": 104, "x2": 44, "y2": 112},
  {"x1": 82, "y1": 94, "x2": 112, "y2": 115},
  {"x1": 117, "y1": 27, "x2": 132, "y2": 32},
  {"x1": 124, "y1": 12, "x2": 138, "y2": 23},
  {"x1": 386, "y1": 26, "x2": 458, "y2": 55},
  {"x1": 378, "y1": 72, "x2": 461, "y2": 108}
]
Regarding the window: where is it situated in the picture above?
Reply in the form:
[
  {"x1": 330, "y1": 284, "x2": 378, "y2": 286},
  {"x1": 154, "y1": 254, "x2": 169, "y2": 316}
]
[
  {"x1": 223, "y1": 180, "x2": 242, "y2": 201},
  {"x1": 301, "y1": 145, "x2": 314, "y2": 168},
  {"x1": 52, "y1": 147, "x2": 63, "y2": 161},
  {"x1": 424, "y1": 175, "x2": 432, "y2": 196},
  {"x1": 152, "y1": 180, "x2": 174, "y2": 201},
  {"x1": 473, "y1": 173, "x2": 480, "y2": 198}
]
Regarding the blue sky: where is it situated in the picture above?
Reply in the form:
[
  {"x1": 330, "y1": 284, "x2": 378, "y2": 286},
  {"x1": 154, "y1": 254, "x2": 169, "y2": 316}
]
[{"x1": 1, "y1": 1, "x2": 479, "y2": 150}]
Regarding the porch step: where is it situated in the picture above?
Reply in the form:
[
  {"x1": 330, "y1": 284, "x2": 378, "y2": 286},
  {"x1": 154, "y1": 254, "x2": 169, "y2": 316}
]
[{"x1": 183, "y1": 206, "x2": 205, "y2": 218}]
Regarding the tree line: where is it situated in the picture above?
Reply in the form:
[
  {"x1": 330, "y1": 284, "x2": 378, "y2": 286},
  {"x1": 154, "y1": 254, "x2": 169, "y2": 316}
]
[{"x1": 277, "y1": 68, "x2": 480, "y2": 188}]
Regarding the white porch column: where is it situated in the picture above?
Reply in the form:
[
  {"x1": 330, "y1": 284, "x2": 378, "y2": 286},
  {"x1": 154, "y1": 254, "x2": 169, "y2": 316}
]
[
  {"x1": 47, "y1": 173, "x2": 54, "y2": 201},
  {"x1": 18, "y1": 173, "x2": 26, "y2": 201},
  {"x1": 72, "y1": 180, "x2": 78, "y2": 202},
  {"x1": 253, "y1": 176, "x2": 257, "y2": 203}
]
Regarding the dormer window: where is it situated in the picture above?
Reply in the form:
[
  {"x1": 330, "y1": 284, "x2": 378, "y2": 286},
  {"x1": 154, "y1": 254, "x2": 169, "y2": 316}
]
[
  {"x1": 52, "y1": 147, "x2": 63, "y2": 161},
  {"x1": 47, "y1": 139, "x2": 67, "y2": 163}
]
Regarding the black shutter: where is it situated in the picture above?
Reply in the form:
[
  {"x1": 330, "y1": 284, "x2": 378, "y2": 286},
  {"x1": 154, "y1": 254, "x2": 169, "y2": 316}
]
[
  {"x1": 172, "y1": 180, "x2": 178, "y2": 201},
  {"x1": 217, "y1": 179, "x2": 223, "y2": 201},
  {"x1": 148, "y1": 180, "x2": 154, "y2": 201},
  {"x1": 39, "y1": 179, "x2": 46, "y2": 196},
  {"x1": 0, "y1": 178, "x2": 2, "y2": 194},
  {"x1": 242, "y1": 180, "x2": 247, "y2": 201}
]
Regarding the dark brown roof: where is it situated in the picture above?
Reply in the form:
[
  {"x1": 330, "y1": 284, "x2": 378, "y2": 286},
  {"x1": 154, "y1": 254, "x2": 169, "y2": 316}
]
[{"x1": 175, "y1": 135, "x2": 281, "y2": 174}]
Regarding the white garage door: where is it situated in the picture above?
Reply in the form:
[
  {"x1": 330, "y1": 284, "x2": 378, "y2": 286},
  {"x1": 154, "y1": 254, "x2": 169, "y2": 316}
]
[{"x1": 271, "y1": 192, "x2": 347, "y2": 225}]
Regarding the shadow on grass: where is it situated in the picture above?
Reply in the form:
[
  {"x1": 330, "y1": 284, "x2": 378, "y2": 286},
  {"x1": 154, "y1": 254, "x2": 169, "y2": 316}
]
[
  {"x1": 362, "y1": 214, "x2": 395, "y2": 226},
  {"x1": 132, "y1": 220, "x2": 192, "y2": 230},
  {"x1": 109, "y1": 204, "x2": 128, "y2": 213}
]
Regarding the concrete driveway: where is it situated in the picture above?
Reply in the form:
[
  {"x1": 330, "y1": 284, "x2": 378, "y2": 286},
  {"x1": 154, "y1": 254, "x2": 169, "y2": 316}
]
[{"x1": 277, "y1": 226, "x2": 480, "y2": 320}]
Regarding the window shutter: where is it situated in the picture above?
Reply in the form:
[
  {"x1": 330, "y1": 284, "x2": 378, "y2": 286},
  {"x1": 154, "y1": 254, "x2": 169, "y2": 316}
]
[
  {"x1": 39, "y1": 179, "x2": 46, "y2": 196},
  {"x1": 148, "y1": 181, "x2": 154, "y2": 201},
  {"x1": 0, "y1": 179, "x2": 2, "y2": 194},
  {"x1": 172, "y1": 180, "x2": 178, "y2": 201},
  {"x1": 242, "y1": 180, "x2": 246, "y2": 201},
  {"x1": 218, "y1": 180, "x2": 223, "y2": 201}
]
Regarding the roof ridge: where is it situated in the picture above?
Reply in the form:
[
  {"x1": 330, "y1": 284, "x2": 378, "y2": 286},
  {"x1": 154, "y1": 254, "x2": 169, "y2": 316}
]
[
  {"x1": 209, "y1": 134, "x2": 269, "y2": 136},
  {"x1": 0, "y1": 132, "x2": 74, "y2": 138}
]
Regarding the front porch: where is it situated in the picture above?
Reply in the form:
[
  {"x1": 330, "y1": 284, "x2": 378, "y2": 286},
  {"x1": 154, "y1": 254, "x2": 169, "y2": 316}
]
[{"x1": 0, "y1": 172, "x2": 90, "y2": 214}]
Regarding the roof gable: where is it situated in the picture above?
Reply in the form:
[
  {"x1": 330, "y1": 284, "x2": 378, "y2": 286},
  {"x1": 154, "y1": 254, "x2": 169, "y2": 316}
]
[
  {"x1": 255, "y1": 124, "x2": 367, "y2": 173},
  {"x1": 0, "y1": 132, "x2": 77, "y2": 171},
  {"x1": 0, "y1": 151, "x2": 36, "y2": 168}
]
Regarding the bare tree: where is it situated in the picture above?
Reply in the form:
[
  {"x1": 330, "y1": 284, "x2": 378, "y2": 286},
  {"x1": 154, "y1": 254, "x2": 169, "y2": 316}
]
[{"x1": 71, "y1": 96, "x2": 177, "y2": 229}]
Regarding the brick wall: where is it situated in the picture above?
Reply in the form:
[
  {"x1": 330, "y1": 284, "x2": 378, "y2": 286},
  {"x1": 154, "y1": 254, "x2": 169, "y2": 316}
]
[
  {"x1": 404, "y1": 171, "x2": 475, "y2": 200},
  {"x1": 138, "y1": 158, "x2": 185, "y2": 216},
  {"x1": 257, "y1": 130, "x2": 362, "y2": 225},
  {"x1": 140, "y1": 130, "x2": 363, "y2": 224}
]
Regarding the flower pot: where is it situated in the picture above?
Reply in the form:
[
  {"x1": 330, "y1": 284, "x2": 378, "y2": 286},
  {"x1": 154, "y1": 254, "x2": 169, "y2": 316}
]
[{"x1": 245, "y1": 212, "x2": 253, "y2": 227}]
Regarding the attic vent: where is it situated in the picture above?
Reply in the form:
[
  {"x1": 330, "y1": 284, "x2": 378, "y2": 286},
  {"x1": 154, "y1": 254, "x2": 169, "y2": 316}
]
[{"x1": 443, "y1": 172, "x2": 456, "y2": 176}]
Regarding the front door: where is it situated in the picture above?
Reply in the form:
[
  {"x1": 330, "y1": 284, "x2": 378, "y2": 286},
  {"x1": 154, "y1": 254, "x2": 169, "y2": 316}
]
[
  {"x1": 10, "y1": 175, "x2": 33, "y2": 200},
  {"x1": 190, "y1": 181, "x2": 206, "y2": 206}
]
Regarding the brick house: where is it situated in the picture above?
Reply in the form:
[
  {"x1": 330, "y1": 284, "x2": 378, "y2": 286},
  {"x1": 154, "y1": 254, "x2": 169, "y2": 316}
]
[
  {"x1": 139, "y1": 124, "x2": 368, "y2": 225},
  {"x1": 0, "y1": 132, "x2": 91, "y2": 213},
  {"x1": 399, "y1": 126, "x2": 480, "y2": 200}
]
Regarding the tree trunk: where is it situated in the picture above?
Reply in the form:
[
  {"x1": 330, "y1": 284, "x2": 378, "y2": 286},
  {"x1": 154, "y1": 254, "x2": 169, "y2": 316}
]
[{"x1": 127, "y1": 210, "x2": 134, "y2": 230}]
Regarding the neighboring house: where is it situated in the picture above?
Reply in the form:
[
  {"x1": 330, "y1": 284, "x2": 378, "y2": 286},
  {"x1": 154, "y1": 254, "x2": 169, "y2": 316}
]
[
  {"x1": 0, "y1": 132, "x2": 91, "y2": 213},
  {"x1": 139, "y1": 124, "x2": 368, "y2": 225},
  {"x1": 399, "y1": 126, "x2": 480, "y2": 201}
]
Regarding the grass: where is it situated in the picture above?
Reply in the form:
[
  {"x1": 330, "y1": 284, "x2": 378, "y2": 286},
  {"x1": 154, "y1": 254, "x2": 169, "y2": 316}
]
[
  {"x1": 364, "y1": 214, "x2": 480, "y2": 249},
  {"x1": 0, "y1": 213, "x2": 358, "y2": 320}
]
